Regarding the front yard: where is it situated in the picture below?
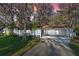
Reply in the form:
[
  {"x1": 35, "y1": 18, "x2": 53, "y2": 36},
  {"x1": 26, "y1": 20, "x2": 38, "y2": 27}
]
[
  {"x1": 69, "y1": 38, "x2": 79, "y2": 56},
  {"x1": 0, "y1": 35, "x2": 39, "y2": 56}
]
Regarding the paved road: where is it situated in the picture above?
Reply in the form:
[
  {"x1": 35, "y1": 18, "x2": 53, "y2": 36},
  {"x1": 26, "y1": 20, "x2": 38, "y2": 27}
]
[{"x1": 23, "y1": 38, "x2": 75, "y2": 56}]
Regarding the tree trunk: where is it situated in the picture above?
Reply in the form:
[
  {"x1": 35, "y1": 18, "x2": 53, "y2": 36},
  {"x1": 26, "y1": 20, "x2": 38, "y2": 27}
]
[{"x1": 23, "y1": 20, "x2": 26, "y2": 40}]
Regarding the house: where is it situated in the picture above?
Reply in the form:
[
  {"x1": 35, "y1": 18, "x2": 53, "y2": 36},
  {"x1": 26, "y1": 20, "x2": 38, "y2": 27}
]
[
  {"x1": 41, "y1": 25, "x2": 76, "y2": 44},
  {"x1": 12, "y1": 25, "x2": 76, "y2": 44}
]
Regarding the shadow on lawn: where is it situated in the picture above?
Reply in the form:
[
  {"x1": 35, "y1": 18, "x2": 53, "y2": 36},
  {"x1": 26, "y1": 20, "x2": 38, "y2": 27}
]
[{"x1": 0, "y1": 35, "x2": 34, "y2": 56}]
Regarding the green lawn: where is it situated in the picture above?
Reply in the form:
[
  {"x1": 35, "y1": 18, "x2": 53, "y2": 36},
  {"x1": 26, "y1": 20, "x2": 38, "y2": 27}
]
[
  {"x1": 69, "y1": 40, "x2": 79, "y2": 56},
  {"x1": 0, "y1": 35, "x2": 35, "y2": 56},
  {"x1": 12, "y1": 37, "x2": 40, "y2": 56}
]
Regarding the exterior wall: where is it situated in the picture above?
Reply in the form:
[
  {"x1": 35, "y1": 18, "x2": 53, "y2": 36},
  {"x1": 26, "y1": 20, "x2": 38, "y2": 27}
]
[
  {"x1": 12, "y1": 28, "x2": 76, "y2": 44},
  {"x1": 13, "y1": 28, "x2": 75, "y2": 37}
]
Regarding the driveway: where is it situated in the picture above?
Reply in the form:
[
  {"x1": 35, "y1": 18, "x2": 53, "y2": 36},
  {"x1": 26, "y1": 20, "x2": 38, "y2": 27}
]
[{"x1": 23, "y1": 38, "x2": 75, "y2": 56}]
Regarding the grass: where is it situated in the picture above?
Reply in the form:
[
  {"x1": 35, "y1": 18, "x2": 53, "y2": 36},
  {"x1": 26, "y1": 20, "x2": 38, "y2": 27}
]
[
  {"x1": 12, "y1": 38, "x2": 40, "y2": 56},
  {"x1": 0, "y1": 35, "x2": 36, "y2": 56},
  {"x1": 69, "y1": 40, "x2": 79, "y2": 56}
]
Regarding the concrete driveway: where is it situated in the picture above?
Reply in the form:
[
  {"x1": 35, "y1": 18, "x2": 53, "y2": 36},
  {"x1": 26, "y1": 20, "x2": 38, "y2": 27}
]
[{"x1": 23, "y1": 38, "x2": 75, "y2": 56}]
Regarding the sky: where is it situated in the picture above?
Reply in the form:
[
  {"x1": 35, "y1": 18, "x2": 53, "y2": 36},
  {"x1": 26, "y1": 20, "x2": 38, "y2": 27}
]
[
  {"x1": 51, "y1": 3, "x2": 60, "y2": 13},
  {"x1": 32, "y1": 3, "x2": 60, "y2": 13}
]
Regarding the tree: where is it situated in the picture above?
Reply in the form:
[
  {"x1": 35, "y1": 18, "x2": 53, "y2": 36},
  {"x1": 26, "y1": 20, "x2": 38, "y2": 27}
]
[
  {"x1": 61, "y1": 4, "x2": 79, "y2": 28},
  {"x1": 0, "y1": 4, "x2": 31, "y2": 36},
  {"x1": 0, "y1": 4, "x2": 16, "y2": 35},
  {"x1": 37, "y1": 4, "x2": 49, "y2": 27},
  {"x1": 14, "y1": 4, "x2": 32, "y2": 39}
]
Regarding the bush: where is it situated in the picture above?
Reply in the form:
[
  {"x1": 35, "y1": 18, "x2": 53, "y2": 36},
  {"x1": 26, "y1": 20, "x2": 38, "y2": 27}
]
[
  {"x1": 69, "y1": 43, "x2": 79, "y2": 56},
  {"x1": 74, "y1": 26, "x2": 79, "y2": 35}
]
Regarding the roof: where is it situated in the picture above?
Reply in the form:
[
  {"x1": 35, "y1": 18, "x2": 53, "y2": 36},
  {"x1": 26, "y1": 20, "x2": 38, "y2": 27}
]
[
  {"x1": 42, "y1": 24, "x2": 67, "y2": 29},
  {"x1": 52, "y1": 25, "x2": 66, "y2": 28}
]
